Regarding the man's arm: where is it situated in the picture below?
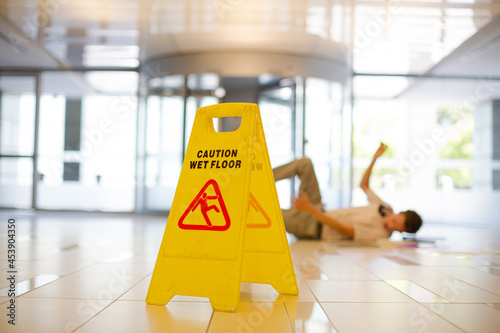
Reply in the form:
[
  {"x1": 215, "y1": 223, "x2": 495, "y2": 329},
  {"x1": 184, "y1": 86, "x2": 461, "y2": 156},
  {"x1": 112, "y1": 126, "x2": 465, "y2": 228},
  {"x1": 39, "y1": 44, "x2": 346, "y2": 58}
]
[
  {"x1": 360, "y1": 142, "x2": 387, "y2": 194},
  {"x1": 292, "y1": 191, "x2": 354, "y2": 238}
]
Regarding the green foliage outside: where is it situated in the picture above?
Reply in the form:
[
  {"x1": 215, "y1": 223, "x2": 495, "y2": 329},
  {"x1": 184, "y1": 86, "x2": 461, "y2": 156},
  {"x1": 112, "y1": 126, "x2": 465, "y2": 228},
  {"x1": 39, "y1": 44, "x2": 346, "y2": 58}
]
[
  {"x1": 352, "y1": 102, "x2": 475, "y2": 190},
  {"x1": 437, "y1": 169, "x2": 472, "y2": 189},
  {"x1": 438, "y1": 131, "x2": 473, "y2": 160},
  {"x1": 436, "y1": 106, "x2": 473, "y2": 160}
]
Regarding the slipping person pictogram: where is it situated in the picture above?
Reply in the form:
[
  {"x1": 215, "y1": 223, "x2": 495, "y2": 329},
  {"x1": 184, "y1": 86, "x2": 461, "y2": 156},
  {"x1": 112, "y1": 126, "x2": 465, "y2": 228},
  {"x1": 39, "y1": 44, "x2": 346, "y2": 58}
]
[
  {"x1": 192, "y1": 192, "x2": 220, "y2": 227},
  {"x1": 178, "y1": 179, "x2": 231, "y2": 231}
]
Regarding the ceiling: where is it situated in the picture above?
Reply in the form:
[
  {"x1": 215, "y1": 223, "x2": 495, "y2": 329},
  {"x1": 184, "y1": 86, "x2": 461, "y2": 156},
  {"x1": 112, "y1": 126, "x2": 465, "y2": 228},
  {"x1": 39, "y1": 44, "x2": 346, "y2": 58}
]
[{"x1": 0, "y1": 0, "x2": 499, "y2": 93}]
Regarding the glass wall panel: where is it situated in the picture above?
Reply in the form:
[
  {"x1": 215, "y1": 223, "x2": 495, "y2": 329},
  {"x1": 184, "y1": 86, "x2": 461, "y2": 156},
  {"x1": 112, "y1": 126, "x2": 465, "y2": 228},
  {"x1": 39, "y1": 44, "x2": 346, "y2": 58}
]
[
  {"x1": 0, "y1": 74, "x2": 36, "y2": 208},
  {"x1": 352, "y1": 75, "x2": 499, "y2": 225},
  {"x1": 305, "y1": 77, "x2": 344, "y2": 209},
  {"x1": 184, "y1": 96, "x2": 218, "y2": 149},
  {"x1": 184, "y1": 96, "x2": 198, "y2": 149},
  {"x1": 259, "y1": 84, "x2": 295, "y2": 209},
  {"x1": 37, "y1": 71, "x2": 137, "y2": 211},
  {"x1": 144, "y1": 95, "x2": 184, "y2": 211},
  {"x1": 144, "y1": 74, "x2": 218, "y2": 212},
  {"x1": 0, "y1": 77, "x2": 36, "y2": 156},
  {"x1": 0, "y1": 158, "x2": 33, "y2": 208},
  {"x1": 352, "y1": 98, "x2": 411, "y2": 209}
]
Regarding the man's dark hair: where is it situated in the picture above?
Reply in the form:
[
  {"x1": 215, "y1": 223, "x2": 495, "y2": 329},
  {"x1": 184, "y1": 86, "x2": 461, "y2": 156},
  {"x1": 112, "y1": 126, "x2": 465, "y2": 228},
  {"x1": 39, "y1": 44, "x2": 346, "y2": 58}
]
[{"x1": 403, "y1": 210, "x2": 422, "y2": 233}]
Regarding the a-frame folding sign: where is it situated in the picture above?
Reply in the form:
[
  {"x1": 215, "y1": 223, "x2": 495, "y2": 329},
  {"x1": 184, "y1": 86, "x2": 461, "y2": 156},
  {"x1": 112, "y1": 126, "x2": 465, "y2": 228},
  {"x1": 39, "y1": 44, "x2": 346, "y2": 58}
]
[{"x1": 146, "y1": 103, "x2": 299, "y2": 312}]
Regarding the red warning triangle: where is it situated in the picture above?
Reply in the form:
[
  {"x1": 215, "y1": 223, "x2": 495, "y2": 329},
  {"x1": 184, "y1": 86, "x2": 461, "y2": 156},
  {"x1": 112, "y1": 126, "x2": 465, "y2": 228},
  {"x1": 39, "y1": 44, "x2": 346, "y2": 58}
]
[
  {"x1": 246, "y1": 192, "x2": 272, "y2": 229},
  {"x1": 178, "y1": 179, "x2": 231, "y2": 231}
]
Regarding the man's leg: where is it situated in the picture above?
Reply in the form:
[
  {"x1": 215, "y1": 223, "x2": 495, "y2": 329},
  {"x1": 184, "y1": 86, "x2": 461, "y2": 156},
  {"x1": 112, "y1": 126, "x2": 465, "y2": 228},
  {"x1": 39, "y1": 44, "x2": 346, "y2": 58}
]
[
  {"x1": 273, "y1": 157, "x2": 323, "y2": 239},
  {"x1": 273, "y1": 157, "x2": 322, "y2": 205},
  {"x1": 281, "y1": 209, "x2": 322, "y2": 240}
]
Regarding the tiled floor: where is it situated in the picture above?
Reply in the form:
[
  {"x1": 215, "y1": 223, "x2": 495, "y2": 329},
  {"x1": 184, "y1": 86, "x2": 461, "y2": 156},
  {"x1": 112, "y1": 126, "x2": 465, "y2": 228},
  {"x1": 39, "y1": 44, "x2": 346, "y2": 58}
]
[{"x1": 1, "y1": 210, "x2": 500, "y2": 332}]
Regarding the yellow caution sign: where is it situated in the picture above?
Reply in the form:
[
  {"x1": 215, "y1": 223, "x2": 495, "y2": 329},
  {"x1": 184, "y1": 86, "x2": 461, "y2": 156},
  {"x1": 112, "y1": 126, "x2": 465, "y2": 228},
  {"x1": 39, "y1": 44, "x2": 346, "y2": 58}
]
[{"x1": 146, "y1": 103, "x2": 298, "y2": 312}]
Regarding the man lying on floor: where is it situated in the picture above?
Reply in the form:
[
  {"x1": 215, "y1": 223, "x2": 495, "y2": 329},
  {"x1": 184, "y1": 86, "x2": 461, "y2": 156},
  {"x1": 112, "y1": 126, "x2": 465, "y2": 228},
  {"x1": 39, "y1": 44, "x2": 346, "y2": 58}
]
[{"x1": 273, "y1": 143, "x2": 423, "y2": 242}]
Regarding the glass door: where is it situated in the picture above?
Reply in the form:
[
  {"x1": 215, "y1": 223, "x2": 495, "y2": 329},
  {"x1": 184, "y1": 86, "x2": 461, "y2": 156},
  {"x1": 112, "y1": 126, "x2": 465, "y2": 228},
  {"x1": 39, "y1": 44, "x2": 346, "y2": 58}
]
[
  {"x1": 144, "y1": 95, "x2": 185, "y2": 211},
  {"x1": 0, "y1": 73, "x2": 38, "y2": 209},
  {"x1": 304, "y1": 77, "x2": 344, "y2": 209},
  {"x1": 142, "y1": 73, "x2": 219, "y2": 212},
  {"x1": 259, "y1": 80, "x2": 296, "y2": 209}
]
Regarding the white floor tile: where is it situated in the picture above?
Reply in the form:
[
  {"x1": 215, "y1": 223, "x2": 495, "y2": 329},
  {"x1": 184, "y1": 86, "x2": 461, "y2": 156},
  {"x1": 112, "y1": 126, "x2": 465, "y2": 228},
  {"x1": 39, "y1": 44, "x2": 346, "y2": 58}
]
[
  {"x1": 414, "y1": 279, "x2": 500, "y2": 303},
  {"x1": 430, "y1": 266, "x2": 500, "y2": 284},
  {"x1": 321, "y1": 264, "x2": 381, "y2": 280},
  {"x1": 285, "y1": 302, "x2": 337, "y2": 333},
  {"x1": 366, "y1": 265, "x2": 453, "y2": 280},
  {"x1": 251, "y1": 279, "x2": 316, "y2": 302},
  {"x1": 422, "y1": 303, "x2": 500, "y2": 333},
  {"x1": 21, "y1": 274, "x2": 144, "y2": 300},
  {"x1": 80, "y1": 301, "x2": 213, "y2": 333},
  {"x1": 208, "y1": 302, "x2": 292, "y2": 333},
  {"x1": 0, "y1": 298, "x2": 112, "y2": 333},
  {"x1": 306, "y1": 280, "x2": 414, "y2": 303},
  {"x1": 469, "y1": 280, "x2": 500, "y2": 296},
  {"x1": 385, "y1": 280, "x2": 450, "y2": 303},
  {"x1": 321, "y1": 302, "x2": 462, "y2": 333}
]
